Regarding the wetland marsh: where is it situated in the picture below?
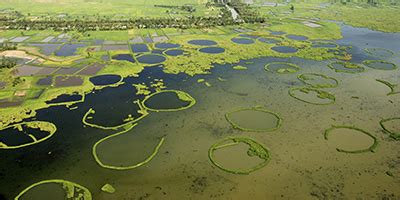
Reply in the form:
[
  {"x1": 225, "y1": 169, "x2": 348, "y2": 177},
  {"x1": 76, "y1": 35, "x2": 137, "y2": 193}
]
[{"x1": 0, "y1": 0, "x2": 400, "y2": 199}]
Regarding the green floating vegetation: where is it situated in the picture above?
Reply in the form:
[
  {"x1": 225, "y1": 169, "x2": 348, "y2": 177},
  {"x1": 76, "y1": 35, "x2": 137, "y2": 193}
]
[
  {"x1": 380, "y1": 117, "x2": 400, "y2": 140},
  {"x1": 0, "y1": 121, "x2": 57, "y2": 149},
  {"x1": 364, "y1": 48, "x2": 394, "y2": 58},
  {"x1": 298, "y1": 73, "x2": 339, "y2": 88},
  {"x1": 225, "y1": 107, "x2": 282, "y2": 132},
  {"x1": 208, "y1": 137, "x2": 270, "y2": 175},
  {"x1": 288, "y1": 87, "x2": 336, "y2": 105},
  {"x1": 233, "y1": 65, "x2": 248, "y2": 70},
  {"x1": 82, "y1": 100, "x2": 149, "y2": 130},
  {"x1": 15, "y1": 179, "x2": 92, "y2": 200},
  {"x1": 101, "y1": 184, "x2": 116, "y2": 194},
  {"x1": 328, "y1": 61, "x2": 365, "y2": 73},
  {"x1": 92, "y1": 124, "x2": 165, "y2": 170},
  {"x1": 142, "y1": 90, "x2": 196, "y2": 112},
  {"x1": 264, "y1": 62, "x2": 300, "y2": 74},
  {"x1": 324, "y1": 125, "x2": 378, "y2": 154},
  {"x1": 376, "y1": 79, "x2": 400, "y2": 96},
  {"x1": 363, "y1": 60, "x2": 397, "y2": 70}
]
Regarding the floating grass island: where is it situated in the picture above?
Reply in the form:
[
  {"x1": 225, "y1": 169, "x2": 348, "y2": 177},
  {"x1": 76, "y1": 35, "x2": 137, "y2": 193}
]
[
  {"x1": 289, "y1": 87, "x2": 336, "y2": 105},
  {"x1": 364, "y1": 48, "x2": 394, "y2": 58},
  {"x1": 298, "y1": 73, "x2": 339, "y2": 88},
  {"x1": 0, "y1": 121, "x2": 56, "y2": 149},
  {"x1": 324, "y1": 125, "x2": 378, "y2": 154},
  {"x1": 142, "y1": 90, "x2": 196, "y2": 112},
  {"x1": 225, "y1": 107, "x2": 282, "y2": 132},
  {"x1": 380, "y1": 118, "x2": 400, "y2": 140},
  {"x1": 363, "y1": 60, "x2": 397, "y2": 70},
  {"x1": 265, "y1": 62, "x2": 300, "y2": 74},
  {"x1": 92, "y1": 124, "x2": 165, "y2": 170},
  {"x1": 208, "y1": 137, "x2": 270, "y2": 175},
  {"x1": 328, "y1": 61, "x2": 365, "y2": 73},
  {"x1": 376, "y1": 79, "x2": 400, "y2": 96},
  {"x1": 15, "y1": 179, "x2": 92, "y2": 200}
]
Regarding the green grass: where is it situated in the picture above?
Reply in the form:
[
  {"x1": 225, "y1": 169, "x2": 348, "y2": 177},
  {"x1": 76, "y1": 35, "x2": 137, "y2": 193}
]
[{"x1": 0, "y1": 0, "x2": 218, "y2": 18}]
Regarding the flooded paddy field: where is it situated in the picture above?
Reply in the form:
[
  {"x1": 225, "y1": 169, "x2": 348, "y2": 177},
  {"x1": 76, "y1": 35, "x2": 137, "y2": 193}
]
[{"x1": 0, "y1": 21, "x2": 400, "y2": 200}]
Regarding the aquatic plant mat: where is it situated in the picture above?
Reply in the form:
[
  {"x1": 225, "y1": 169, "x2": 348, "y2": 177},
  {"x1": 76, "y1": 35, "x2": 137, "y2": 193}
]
[
  {"x1": 380, "y1": 118, "x2": 400, "y2": 140},
  {"x1": 364, "y1": 48, "x2": 394, "y2": 58},
  {"x1": 265, "y1": 62, "x2": 300, "y2": 74},
  {"x1": 142, "y1": 90, "x2": 196, "y2": 112},
  {"x1": 289, "y1": 87, "x2": 335, "y2": 105},
  {"x1": 324, "y1": 126, "x2": 378, "y2": 154},
  {"x1": 298, "y1": 73, "x2": 338, "y2": 88},
  {"x1": 0, "y1": 121, "x2": 56, "y2": 149},
  {"x1": 225, "y1": 107, "x2": 282, "y2": 132},
  {"x1": 328, "y1": 61, "x2": 364, "y2": 73},
  {"x1": 208, "y1": 137, "x2": 270, "y2": 175},
  {"x1": 93, "y1": 124, "x2": 165, "y2": 170},
  {"x1": 15, "y1": 179, "x2": 92, "y2": 200},
  {"x1": 363, "y1": 60, "x2": 397, "y2": 70}
]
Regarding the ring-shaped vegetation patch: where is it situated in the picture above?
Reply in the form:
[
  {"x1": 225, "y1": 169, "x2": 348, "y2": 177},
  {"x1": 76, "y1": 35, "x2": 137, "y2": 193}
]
[
  {"x1": 231, "y1": 37, "x2": 255, "y2": 45},
  {"x1": 82, "y1": 100, "x2": 149, "y2": 130},
  {"x1": 364, "y1": 48, "x2": 394, "y2": 58},
  {"x1": 15, "y1": 179, "x2": 92, "y2": 200},
  {"x1": 264, "y1": 62, "x2": 300, "y2": 74},
  {"x1": 376, "y1": 79, "x2": 400, "y2": 95},
  {"x1": 0, "y1": 121, "x2": 57, "y2": 149},
  {"x1": 155, "y1": 42, "x2": 180, "y2": 49},
  {"x1": 136, "y1": 54, "x2": 166, "y2": 64},
  {"x1": 142, "y1": 90, "x2": 196, "y2": 112},
  {"x1": 225, "y1": 107, "x2": 282, "y2": 132},
  {"x1": 380, "y1": 117, "x2": 400, "y2": 140},
  {"x1": 289, "y1": 87, "x2": 335, "y2": 105},
  {"x1": 92, "y1": 124, "x2": 165, "y2": 170},
  {"x1": 328, "y1": 61, "x2": 365, "y2": 73},
  {"x1": 324, "y1": 125, "x2": 378, "y2": 153},
  {"x1": 298, "y1": 73, "x2": 339, "y2": 88},
  {"x1": 208, "y1": 137, "x2": 270, "y2": 175},
  {"x1": 271, "y1": 46, "x2": 298, "y2": 53},
  {"x1": 46, "y1": 93, "x2": 85, "y2": 107},
  {"x1": 363, "y1": 60, "x2": 397, "y2": 70}
]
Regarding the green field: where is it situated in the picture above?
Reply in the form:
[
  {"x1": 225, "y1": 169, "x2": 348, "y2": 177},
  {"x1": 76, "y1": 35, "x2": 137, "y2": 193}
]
[{"x1": 0, "y1": 0, "x2": 218, "y2": 17}]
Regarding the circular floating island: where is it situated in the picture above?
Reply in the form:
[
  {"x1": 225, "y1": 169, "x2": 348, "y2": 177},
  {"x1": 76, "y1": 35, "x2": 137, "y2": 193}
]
[
  {"x1": 380, "y1": 117, "x2": 400, "y2": 140},
  {"x1": 137, "y1": 54, "x2": 166, "y2": 64},
  {"x1": 286, "y1": 34, "x2": 308, "y2": 41},
  {"x1": 328, "y1": 61, "x2": 365, "y2": 73},
  {"x1": 324, "y1": 125, "x2": 378, "y2": 153},
  {"x1": 289, "y1": 87, "x2": 335, "y2": 105},
  {"x1": 239, "y1": 34, "x2": 259, "y2": 39},
  {"x1": 271, "y1": 46, "x2": 298, "y2": 53},
  {"x1": 0, "y1": 121, "x2": 57, "y2": 149},
  {"x1": 155, "y1": 42, "x2": 180, "y2": 49},
  {"x1": 208, "y1": 137, "x2": 271, "y2": 175},
  {"x1": 231, "y1": 37, "x2": 255, "y2": 45},
  {"x1": 164, "y1": 49, "x2": 185, "y2": 56},
  {"x1": 187, "y1": 39, "x2": 217, "y2": 46},
  {"x1": 90, "y1": 74, "x2": 122, "y2": 86},
  {"x1": 265, "y1": 62, "x2": 300, "y2": 74},
  {"x1": 363, "y1": 60, "x2": 397, "y2": 70},
  {"x1": 364, "y1": 48, "x2": 394, "y2": 58},
  {"x1": 15, "y1": 179, "x2": 92, "y2": 200},
  {"x1": 199, "y1": 47, "x2": 225, "y2": 54},
  {"x1": 298, "y1": 73, "x2": 339, "y2": 88},
  {"x1": 93, "y1": 124, "x2": 165, "y2": 170},
  {"x1": 225, "y1": 107, "x2": 282, "y2": 132},
  {"x1": 142, "y1": 90, "x2": 196, "y2": 112}
]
